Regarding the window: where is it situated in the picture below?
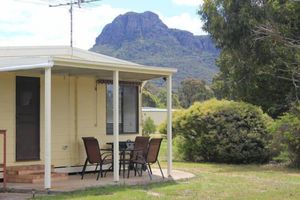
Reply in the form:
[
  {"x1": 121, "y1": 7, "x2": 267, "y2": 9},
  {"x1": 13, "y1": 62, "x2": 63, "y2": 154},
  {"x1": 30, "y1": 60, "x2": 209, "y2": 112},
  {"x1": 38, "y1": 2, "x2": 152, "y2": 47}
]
[{"x1": 106, "y1": 84, "x2": 139, "y2": 134}]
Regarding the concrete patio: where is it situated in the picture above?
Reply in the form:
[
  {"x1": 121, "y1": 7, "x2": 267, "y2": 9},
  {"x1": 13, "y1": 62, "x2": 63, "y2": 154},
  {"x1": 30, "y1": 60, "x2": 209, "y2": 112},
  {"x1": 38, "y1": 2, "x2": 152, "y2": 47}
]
[{"x1": 5, "y1": 169, "x2": 194, "y2": 194}]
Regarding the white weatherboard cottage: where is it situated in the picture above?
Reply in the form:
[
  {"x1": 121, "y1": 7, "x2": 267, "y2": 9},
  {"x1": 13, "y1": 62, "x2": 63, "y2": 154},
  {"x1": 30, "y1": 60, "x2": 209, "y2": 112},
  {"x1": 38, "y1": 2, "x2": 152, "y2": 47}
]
[{"x1": 0, "y1": 46, "x2": 176, "y2": 189}]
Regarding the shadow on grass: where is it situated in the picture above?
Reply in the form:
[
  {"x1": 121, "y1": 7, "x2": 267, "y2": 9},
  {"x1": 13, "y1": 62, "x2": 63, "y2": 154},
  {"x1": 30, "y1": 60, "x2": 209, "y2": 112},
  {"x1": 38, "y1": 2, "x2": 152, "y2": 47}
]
[
  {"x1": 209, "y1": 163, "x2": 300, "y2": 174},
  {"x1": 33, "y1": 180, "x2": 179, "y2": 200}
]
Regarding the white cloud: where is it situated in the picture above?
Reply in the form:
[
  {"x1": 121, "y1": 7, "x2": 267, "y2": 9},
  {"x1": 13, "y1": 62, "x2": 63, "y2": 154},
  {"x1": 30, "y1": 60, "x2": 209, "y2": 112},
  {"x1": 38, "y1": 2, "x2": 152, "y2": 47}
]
[
  {"x1": 172, "y1": 0, "x2": 203, "y2": 6},
  {"x1": 160, "y1": 13, "x2": 207, "y2": 35},
  {"x1": 0, "y1": 1, "x2": 206, "y2": 49},
  {"x1": 0, "y1": 0, "x2": 128, "y2": 49},
  {"x1": 72, "y1": 5, "x2": 128, "y2": 49}
]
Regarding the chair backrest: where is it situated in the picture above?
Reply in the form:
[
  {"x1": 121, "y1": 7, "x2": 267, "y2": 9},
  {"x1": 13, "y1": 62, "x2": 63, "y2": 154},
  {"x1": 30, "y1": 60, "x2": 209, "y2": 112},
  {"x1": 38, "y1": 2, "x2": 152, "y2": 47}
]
[
  {"x1": 119, "y1": 141, "x2": 128, "y2": 150},
  {"x1": 126, "y1": 140, "x2": 134, "y2": 150},
  {"x1": 134, "y1": 136, "x2": 150, "y2": 157},
  {"x1": 146, "y1": 138, "x2": 163, "y2": 163},
  {"x1": 82, "y1": 137, "x2": 101, "y2": 164}
]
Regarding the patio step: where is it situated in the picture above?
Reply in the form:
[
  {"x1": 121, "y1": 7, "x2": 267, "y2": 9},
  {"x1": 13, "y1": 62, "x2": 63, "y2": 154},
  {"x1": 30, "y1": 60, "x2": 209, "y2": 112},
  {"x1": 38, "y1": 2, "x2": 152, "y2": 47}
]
[
  {"x1": 7, "y1": 164, "x2": 45, "y2": 170},
  {"x1": 7, "y1": 172, "x2": 68, "y2": 183},
  {"x1": 7, "y1": 164, "x2": 54, "y2": 174},
  {"x1": 6, "y1": 165, "x2": 68, "y2": 183}
]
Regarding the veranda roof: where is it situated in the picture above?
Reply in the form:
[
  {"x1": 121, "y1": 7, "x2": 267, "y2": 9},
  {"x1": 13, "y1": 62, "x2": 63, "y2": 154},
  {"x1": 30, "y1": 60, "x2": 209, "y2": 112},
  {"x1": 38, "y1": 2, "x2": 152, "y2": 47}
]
[{"x1": 0, "y1": 46, "x2": 177, "y2": 81}]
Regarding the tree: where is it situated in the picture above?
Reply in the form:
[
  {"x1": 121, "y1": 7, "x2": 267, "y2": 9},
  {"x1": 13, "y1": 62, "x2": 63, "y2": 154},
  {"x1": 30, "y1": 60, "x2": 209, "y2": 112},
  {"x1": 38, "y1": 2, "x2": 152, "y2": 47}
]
[
  {"x1": 253, "y1": 1, "x2": 300, "y2": 101},
  {"x1": 142, "y1": 117, "x2": 156, "y2": 135},
  {"x1": 178, "y1": 78, "x2": 214, "y2": 108},
  {"x1": 142, "y1": 90, "x2": 163, "y2": 108},
  {"x1": 157, "y1": 88, "x2": 181, "y2": 108},
  {"x1": 199, "y1": 0, "x2": 300, "y2": 117},
  {"x1": 142, "y1": 82, "x2": 181, "y2": 108},
  {"x1": 142, "y1": 82, "x2": 164, "y2": 108}
]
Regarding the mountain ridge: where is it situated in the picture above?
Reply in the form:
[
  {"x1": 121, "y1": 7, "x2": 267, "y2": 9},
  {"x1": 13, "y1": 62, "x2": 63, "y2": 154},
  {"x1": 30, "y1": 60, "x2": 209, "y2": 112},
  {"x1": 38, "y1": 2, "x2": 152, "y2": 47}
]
[{"x1": 90, "y1": 11, "x2": 219, "y2": 86}]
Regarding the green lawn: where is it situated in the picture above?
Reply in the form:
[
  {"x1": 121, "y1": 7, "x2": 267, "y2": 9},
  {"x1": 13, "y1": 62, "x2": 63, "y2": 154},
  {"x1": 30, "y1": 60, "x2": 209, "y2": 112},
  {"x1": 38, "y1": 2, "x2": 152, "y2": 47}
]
[{"x1": 35, "y1": 162, "x2": 300, "y2": 200}]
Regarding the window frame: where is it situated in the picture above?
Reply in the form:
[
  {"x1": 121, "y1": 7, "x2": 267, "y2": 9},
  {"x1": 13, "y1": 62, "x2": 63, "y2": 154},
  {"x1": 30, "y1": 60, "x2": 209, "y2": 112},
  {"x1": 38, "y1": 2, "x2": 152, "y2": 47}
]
[{"x1": 106, "y1": 84, "x2": 139, "y2": 135}]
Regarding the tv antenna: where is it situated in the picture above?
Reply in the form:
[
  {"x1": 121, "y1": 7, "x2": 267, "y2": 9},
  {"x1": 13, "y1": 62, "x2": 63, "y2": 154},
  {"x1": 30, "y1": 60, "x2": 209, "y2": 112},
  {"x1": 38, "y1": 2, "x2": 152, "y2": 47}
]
[{"x1": 49, "y1": 0, "x2": 101, "y2": 47}]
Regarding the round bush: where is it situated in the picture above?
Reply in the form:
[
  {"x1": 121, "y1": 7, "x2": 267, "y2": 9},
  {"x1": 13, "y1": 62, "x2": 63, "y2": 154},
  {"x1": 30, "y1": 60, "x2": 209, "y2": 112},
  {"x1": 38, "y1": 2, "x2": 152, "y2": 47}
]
[{"x1": 162, "y1": 99, "x2": 273, "y2": 164}]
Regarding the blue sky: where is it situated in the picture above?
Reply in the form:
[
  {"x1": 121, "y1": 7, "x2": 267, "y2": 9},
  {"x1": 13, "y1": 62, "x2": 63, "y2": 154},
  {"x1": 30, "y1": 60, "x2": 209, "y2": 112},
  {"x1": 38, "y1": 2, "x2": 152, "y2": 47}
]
[
  {"x1": 1, "y1": 0, "x2": 204, "y2": 49},
  {"x1": 98, "y1": 0, "x2": 200, "y2": 16}
]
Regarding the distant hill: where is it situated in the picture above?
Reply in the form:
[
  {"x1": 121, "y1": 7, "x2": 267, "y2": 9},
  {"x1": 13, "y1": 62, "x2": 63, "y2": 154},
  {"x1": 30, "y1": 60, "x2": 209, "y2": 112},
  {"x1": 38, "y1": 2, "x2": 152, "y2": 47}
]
[{"x1": 90, "y1": 11, "x2": 219, "y2": 86}]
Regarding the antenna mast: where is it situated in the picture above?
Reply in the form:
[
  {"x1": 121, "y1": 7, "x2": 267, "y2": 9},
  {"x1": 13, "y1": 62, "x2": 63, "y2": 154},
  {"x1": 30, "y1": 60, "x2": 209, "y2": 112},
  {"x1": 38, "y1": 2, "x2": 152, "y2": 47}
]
[{"x1": 49, "y1": 0, "x2": 101, "y2": 47}]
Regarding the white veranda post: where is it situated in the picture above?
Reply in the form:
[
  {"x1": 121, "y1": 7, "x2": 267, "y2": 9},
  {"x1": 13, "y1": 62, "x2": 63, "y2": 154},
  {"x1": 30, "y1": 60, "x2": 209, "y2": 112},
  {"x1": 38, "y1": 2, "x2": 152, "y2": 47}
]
[
  {"x1": 113, "y1": 71, "x2": 120, "y2": 182},
  {"x1": 44, "y1": 67, "x2": 52, "y2": 189},
  {"x1": 167, "y1": 75, "x2": 173, "y2": 177}
]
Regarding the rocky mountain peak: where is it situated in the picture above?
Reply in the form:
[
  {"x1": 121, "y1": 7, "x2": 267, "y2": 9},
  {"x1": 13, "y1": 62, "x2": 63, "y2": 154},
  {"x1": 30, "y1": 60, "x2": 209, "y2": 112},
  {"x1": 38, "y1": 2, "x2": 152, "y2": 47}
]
[
  {"x1": 95, "y1": 11, "x2": 169, "y2": 48},
  {"x1": 91, "y1": 11, "x2": 219, "y2": 84}
]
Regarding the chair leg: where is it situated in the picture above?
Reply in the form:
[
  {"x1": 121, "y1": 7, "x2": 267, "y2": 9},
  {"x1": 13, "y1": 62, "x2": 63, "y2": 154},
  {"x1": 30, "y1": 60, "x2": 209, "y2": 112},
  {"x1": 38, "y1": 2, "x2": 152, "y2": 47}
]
[
  {"x1": 135, "y1": 164, "x2": 142, "y2": 176},
  {"x1": 128, "y1": 163, "x2": 139, "y2": 178},
  {"x1": 157, "y1": 160, "x2": 164, "y2": 179},
  {"x1": 123, "y1": 159, "x2": 126, "y2": 178},
  {"x1": 104, "y1": 165, "x2": 112, "y2": 177},
  {"x1": 96, "y1": 163, "x2": 102, "y2": 180},
  {"x1": 94, "y1": 164, "x2": 98, "y2": 173},
  {"x1": 100, "y1": 164, "x2": 103, "y2": 178},
  {"x1": 134, "y1": 164, "x2": 137, "y2": 176},
  {"x1": 148, "y1": 164, "x2": 152, "y2": 174},
  {"x1": 134, "y1": 164, "x2": 142, "y2": 176},
  {"x1": 81, "y1": 158, "x2": 88, "y2": 180},
  {"x1": 144, "y1": 163, "x2": 152, "y2": 180},
  {"x1": 127, "y1": 162, "x2": 131, "y2": 178},
  {"x1": 140, "y1": 164, "x2": 143, "y2": 177}
]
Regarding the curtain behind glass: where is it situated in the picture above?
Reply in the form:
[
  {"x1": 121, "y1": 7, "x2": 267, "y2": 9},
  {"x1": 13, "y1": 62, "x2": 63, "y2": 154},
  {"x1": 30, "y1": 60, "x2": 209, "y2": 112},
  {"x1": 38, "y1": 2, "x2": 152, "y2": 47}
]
[
  {"x1": 123, "y1": 86, "x2": 138, "y2": 133},
  {"x1": 106, "y1": 85, "x2": 123, "y2": 134}
]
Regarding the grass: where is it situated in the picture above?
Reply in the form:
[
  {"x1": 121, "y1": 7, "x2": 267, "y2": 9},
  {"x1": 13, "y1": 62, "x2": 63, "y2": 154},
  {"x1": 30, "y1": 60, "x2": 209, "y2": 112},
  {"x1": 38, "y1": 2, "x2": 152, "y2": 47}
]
[
  {"x1": 34, "y1": 137, "x2": 300, "y2": 199},
  {"x1": 34, "y1": 162, "x2": 300, "y2": 200}
]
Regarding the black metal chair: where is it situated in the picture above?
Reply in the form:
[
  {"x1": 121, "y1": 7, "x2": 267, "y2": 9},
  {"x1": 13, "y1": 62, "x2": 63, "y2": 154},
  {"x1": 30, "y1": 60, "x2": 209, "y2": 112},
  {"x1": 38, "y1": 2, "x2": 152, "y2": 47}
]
[
  {"x1": 81, "y1": 137, "x2": 112, "y2": 180},
  {"x1": 127, "y1": 138, "x2": 164, "y2": 180}
]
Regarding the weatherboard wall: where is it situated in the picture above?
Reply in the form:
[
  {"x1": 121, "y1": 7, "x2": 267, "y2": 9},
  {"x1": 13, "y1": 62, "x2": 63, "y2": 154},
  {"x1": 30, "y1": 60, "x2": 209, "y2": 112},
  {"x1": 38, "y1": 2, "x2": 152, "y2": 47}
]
[{"x1": 0, "y1": 73, "x2": 140, "y2": 167}]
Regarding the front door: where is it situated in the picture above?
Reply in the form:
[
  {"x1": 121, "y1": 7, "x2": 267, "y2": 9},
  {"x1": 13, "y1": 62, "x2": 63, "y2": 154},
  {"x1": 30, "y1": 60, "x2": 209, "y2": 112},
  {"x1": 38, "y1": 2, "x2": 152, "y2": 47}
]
[{"x1": 16, "y1": 76, "x2": 40, "y2": 161}]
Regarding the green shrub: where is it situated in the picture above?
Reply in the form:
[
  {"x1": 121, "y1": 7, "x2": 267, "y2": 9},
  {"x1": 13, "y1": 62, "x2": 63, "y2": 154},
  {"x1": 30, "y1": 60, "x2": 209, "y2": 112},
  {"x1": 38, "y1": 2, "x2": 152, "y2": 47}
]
[
  {"x1": 269, "y1": 103, "x2": 300, "y2": 167},
  {"x1": 162, "y1": 99, "x2": 273, "y2": 164},
  {"x1": 142, "y1": 117, "x2": 156, "y2": 135},
  {"x1": 158, "y1": 109, "x2": 185, "y2": 137}
]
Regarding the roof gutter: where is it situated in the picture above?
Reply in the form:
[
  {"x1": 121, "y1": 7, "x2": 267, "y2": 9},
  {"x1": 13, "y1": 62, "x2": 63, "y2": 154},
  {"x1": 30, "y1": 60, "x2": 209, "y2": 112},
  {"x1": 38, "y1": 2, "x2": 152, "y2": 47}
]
[
  {"x1": 53, "y1": 57, "x2": 177, "y2": 75},
  {"x1": 0, "y1": 61, "x2": 54, "y2": 72}
]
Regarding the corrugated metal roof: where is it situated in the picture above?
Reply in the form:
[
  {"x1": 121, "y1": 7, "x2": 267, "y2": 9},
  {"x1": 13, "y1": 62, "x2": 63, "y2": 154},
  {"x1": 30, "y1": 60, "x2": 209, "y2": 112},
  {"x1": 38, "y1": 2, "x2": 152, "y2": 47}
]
[{"x1": 0, "y1": 46, "x2": 177, "y2": 75}]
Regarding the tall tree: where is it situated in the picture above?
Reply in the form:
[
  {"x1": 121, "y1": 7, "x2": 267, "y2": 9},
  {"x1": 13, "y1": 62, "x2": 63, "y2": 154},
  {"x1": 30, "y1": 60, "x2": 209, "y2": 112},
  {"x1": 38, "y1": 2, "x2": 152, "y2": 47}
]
[
  {"x1": 156, "y1": 88, "x2": 181, "y2": 108},
  {"x1": 178, "y1": 78, "x2": 214, "y2": 108},
  {"x1": 199, "y1": 0, "x2": 300, "y2": 117},
  {"x1": 254, "y1": 1, "x2": 300, "y2": 100},
  {"x1": 142, "y1": 82, "x2": 181, "y2": 108},
  {"x1": 142, "y1": 90, "x2": 163, "y2": 108}
]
